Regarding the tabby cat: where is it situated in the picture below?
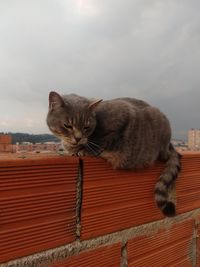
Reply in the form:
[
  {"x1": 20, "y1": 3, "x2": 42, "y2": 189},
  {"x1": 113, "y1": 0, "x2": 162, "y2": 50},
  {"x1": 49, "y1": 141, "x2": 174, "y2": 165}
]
[{"x1": 46, "y1": 91, "x2": 181, "y2": 217}]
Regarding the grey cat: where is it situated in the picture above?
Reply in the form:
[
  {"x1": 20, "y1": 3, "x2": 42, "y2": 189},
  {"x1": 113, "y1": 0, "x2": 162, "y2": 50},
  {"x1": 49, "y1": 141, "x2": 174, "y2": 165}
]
[{"x1": 46, "y1": 91, "x2": 181, "y2": 217}]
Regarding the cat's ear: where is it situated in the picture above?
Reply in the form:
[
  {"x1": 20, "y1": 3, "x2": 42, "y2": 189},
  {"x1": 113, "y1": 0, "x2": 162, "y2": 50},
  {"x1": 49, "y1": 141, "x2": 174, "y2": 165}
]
[
  {"x1": 49, "y1": 91, "x2": 64, "y2": 110},
  {"x1": 89, "y1": 99, "x2": 103, "y2": 110}
]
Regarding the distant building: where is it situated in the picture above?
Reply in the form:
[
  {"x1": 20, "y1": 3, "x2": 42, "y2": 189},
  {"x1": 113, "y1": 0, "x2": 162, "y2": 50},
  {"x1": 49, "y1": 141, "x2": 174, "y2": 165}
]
[
  {"x1": 16, "y1": 142, "x2": 61, "y2": 153},
  {"x1": 0, "y1": 134, "x2": 15, "y2": 152},
  {"x1": 188, "y1": 129, "x2": 200, "y2": 150},
  {"x1": 172, "y1": 139, "x2": 188, "y2": 151}
]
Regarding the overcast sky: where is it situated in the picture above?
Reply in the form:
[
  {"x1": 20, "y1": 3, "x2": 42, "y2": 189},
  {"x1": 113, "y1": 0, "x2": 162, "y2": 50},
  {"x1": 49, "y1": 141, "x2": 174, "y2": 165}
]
[{"x1": 0, "y1": 0, "x2": 199, "y2": 139}]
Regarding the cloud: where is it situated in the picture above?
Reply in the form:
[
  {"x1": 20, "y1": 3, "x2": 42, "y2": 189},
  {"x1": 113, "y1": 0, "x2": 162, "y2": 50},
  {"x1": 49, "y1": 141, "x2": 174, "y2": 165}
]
[{"x1": 0, "y1": 0, "x2": 199, "y2": 139}]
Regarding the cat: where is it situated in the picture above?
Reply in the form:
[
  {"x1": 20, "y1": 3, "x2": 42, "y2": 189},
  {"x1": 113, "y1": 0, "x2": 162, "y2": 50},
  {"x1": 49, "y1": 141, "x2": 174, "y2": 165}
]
[{"x1": 46, "y1": 91, "x2": 181, "y2": 217}]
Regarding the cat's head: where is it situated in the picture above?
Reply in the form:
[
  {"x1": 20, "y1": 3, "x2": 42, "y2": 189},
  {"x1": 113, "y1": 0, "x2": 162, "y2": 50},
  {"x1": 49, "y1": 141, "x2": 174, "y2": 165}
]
[{"x1": 46, "y1": 91, "x2": 102, "y2": 149}]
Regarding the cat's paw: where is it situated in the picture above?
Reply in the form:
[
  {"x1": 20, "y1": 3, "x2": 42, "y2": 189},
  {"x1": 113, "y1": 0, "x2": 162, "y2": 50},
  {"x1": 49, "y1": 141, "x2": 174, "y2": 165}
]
[{"x1": 76, "y1": 150, "x2": 86, "y2": 157}]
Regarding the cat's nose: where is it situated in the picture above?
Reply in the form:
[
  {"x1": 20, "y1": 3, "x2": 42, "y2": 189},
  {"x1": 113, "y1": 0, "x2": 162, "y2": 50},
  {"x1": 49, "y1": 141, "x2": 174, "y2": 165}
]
[{"x1": 75, "y1": 137, "x2": 81, "y2": 143}]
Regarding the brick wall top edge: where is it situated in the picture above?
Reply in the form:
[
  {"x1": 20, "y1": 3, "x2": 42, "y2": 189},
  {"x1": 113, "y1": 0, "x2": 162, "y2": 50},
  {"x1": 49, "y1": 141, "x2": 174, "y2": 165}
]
[
  {"x1": 0, "y1": 155, "x2": 79, "y2": 167},
  {"x1": 81, "y1": 152, "x2": 200, "y2": 164},
  {"x1": 1, "y1": 152, "x2": 200, "y2": 167}
]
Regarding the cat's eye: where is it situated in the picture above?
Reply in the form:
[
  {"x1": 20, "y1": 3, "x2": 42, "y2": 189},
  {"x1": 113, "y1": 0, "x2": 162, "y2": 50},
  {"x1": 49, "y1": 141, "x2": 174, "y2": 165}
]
[
  {"x1": 64, "y1": 124, "x2": 73, "y2": 130},
  {"x1": 84, "y1": 126, "x2": 90, "y2": 130}
]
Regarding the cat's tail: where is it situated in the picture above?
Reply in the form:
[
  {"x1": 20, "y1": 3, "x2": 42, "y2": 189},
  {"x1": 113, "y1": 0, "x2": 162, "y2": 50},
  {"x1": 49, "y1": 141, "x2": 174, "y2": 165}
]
[{"x1": 154, "y1": 143, "x2": 182, "y2": 217}]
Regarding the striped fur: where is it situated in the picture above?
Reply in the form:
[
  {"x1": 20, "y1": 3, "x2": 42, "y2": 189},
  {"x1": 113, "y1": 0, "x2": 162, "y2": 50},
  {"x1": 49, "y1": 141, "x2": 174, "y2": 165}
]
[{"x1": 154, "y1": 144, "x2": 182, "y2": 217}]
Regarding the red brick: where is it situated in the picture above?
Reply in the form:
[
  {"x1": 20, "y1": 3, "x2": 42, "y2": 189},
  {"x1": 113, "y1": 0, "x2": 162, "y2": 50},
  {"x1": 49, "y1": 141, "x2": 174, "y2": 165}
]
[
  {"x1": 52, "y1": 243, "x2": 121, "y2": 267},
  {"x1": 127, "y1": 219, "x2": 194, "y2": 267},
  {"x1": 177, "y1": 153, "x2": 200, "y2": 214},
  {"x1": 81, "y1": 157, "x2": 165, "y2": 239},
  {"x1": 0, "y1": 134, "x2": 12, "y2": 144},
  {"x1": 81, "y1": 154, "x2": 200, "y2": 240},
  {"x1": 0, "y1": 157, "x2": 79, "y2": 263}
]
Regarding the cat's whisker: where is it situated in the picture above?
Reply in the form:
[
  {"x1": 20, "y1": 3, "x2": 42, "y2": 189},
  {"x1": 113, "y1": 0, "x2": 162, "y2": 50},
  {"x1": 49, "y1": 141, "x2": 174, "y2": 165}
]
[
  {"x1": 88, "y1": 140, "x2": 101, "y2": 149},
  {"x1": 87, "y1": 141, "x2": 103, "y2": 155},
  {"x1": 85, "y1": 143, "x2": 100, "y2": 156},
  {"x1": 85, "y1": 144, "x2": 96, "y2": 155}
]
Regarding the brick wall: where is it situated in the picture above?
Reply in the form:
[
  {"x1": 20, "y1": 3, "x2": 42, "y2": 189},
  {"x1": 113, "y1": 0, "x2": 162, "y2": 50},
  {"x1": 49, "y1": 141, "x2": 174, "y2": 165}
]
[
  {"x1": 0, "y1": 134, "x2": 13, "y2": 153},
  {"x1": 0, "y1": 135, "x2": 12, "y2": 144},
  {"x1": 1, "y1": 153, "x2": 200, "y2": 267}
]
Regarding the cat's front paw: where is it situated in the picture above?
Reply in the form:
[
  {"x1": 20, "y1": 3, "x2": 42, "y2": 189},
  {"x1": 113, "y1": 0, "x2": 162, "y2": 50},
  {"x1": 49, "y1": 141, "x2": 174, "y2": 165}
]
[{"x1": 76, "y1": 150, "x2": 86, "y2": 157}]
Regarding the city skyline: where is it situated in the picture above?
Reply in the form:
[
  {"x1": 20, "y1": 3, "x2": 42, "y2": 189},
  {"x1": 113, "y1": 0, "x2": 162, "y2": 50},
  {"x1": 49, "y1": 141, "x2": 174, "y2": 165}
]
[
  {"x1": 0, "y1": 1, "x2": 200, "y2": 139},
  {"x1": 188, "y1": 128, "x2": 200, "y2": 150}
]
